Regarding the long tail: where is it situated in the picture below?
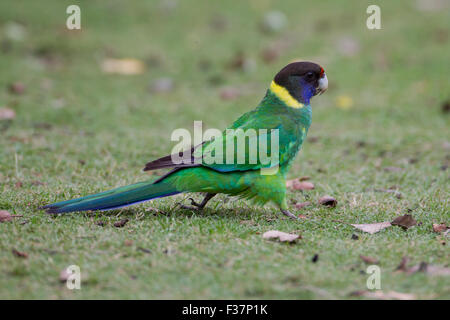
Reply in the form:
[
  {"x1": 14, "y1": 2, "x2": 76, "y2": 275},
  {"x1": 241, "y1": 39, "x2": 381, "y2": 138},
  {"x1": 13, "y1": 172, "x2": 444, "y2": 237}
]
[{"x1": 41, "y1": 181, "x2": 179, "y2": 214}]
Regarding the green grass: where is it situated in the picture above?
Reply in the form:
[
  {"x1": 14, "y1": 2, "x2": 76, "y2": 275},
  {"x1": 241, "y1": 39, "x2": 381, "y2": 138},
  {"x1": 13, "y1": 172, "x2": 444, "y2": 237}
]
[{"x1": 0, "y1": 0, "x2": 449, "y2": 299}]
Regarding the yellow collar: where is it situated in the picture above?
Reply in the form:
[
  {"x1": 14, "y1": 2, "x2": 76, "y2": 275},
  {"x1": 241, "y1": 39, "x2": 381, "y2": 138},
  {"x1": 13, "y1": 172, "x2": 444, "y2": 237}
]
[{"x1": 269, "y1": 80, "x2": 304, "y2": 109}]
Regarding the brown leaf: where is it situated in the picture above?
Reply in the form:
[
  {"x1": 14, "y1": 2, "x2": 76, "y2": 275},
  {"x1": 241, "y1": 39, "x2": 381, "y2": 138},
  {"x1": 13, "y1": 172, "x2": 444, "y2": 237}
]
[
  {"x1": 396, "y1": 258, "x2": 450, "y2": 276},
  {"x1": 262, "y1": 230, "x2": 300, "y2": 243},
  {"x1": 12, "y1": 249, "x2": 28, "y2": 258},
  {"x1": 261, "y1": 47, "x2": 280, "y2": 64},
  {"x1": 8, "y1": 82, "x2": 25, "y2": 95},
  {"x1": 350, "y1": 290, "x2": 416, "y2": 300},
  {"x1": 219, "y1": 87, "x2": 241, "y2": 101},
  {"x1": 124, "y1": 240, "x2": 133, "y2": 246},
  {"x1": 286, "y1": 179, "x2": 314, "y2": 190},
  {"x1": 294, "y1": 201, "x2": 311, "y2": 209},
  {"x1": 318, "y1": 196, "x2": 337, "y2": 207},
  {"x1": 350, "y1": 221, "x2": 392, "y2": 234},
  {"x1": 101, "y1": 58, "x2": 146, "y2": 75},
  {"x1": 0, "y1": 210, "x2": 22, "y2": 222},
  {"x1": 114, "y1": 219, "x2": 129, "y2": 228},
  {"x1": 360, "y1": 255, "x2": 379, "y2": 264},
  {"x1": 441, "y1": 101, "x2": 450, "y2": 113},
  {"x1": 59, "y1": 268, "x2": 70, "y2": 282},
  {"x1": 0, "y1": 107, "x2": 16, "y2": 120},
  {"x1": 15, "y1": 181, "x2": 23, "y2": 188},
  {"x1": 0, "y1": 210, "x2": 12, "y2": 222},
  {"x1": 432, "y1": 223, "x2": 448, "y2": 233},
  {"x1": 294, "y1": 181, "x2": 315, "y2": 191},
  {"x1": 391, "y1": 214, "x2": 417, "y2": 230}
]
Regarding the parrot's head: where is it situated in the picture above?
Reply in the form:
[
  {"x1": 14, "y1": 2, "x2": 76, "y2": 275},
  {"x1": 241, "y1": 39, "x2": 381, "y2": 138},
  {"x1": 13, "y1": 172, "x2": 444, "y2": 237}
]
[{"x1": 271, "y1": 61, "x2": 328, "y2": 107}]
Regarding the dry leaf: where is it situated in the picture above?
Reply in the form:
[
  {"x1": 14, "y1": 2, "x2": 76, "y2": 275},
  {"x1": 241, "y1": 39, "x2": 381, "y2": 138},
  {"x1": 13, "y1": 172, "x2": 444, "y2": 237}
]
[
  {"x1": 351, "y1": 221, "x2": 392, "y2": 234},
  {"x1": 360, "y1": 255, "x2": 379, "y2": 264},
  {"x1": 0, "y1": 210, "x2": 22, "y2": 222},
  {"x1": 295, "y1": 181, "x2": 315, "y2": 190},
  {"x1": 0, "y1": 107, "x2": 16, "y2": 120},
  {"x1": 9, "y1": 82, "x2": 25, "y2": 94},
  {"x1": 432, "y1": 223, "x2": 448, "y2": 233},
  {"x1": 391, "y1": 214, "x2": 417, "y2": 230},
  {"x1": 12, "y1": 249, "x2": 28, "y2": 258},
  {"x1": 294, "y1": 201, "x2": 311, "y2": 209},
  {"x1": 124, "y1": 240, "x2": 133, "y2": 246},
  {"x1": 101, "y1": 58, "x2": 145, "y2": 75},
  {"x1": 114, "y1": 219, "x2": 129, "y2": 228},
  {"x1": 350, "y1": 290, "x2": 416, "y2": 300},
  {"x1": 219, "y1": 87, "x2": 241, "y2": 100},
  {"x1": 59, "y1": 268, "x2": 71, "y2": 282},
  {"x1": 318, "y1": 196, "x2": 337, "y2": 207},
  {"x1": 262, "y1": 230, "x2": 300, "y2": 243}
]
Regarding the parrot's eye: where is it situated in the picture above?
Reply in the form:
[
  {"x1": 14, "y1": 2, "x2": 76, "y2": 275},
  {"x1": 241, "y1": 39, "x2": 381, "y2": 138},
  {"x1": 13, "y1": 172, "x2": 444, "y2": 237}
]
[{"x1": 305, "y1": 72, "x2": 315, "y2": 81}]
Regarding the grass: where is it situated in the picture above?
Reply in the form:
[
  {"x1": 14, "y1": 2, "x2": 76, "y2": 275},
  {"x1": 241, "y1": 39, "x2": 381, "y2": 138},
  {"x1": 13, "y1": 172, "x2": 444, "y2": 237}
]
[{"x1": 0, "y1": 0, "x2": 449, "y2": 299}]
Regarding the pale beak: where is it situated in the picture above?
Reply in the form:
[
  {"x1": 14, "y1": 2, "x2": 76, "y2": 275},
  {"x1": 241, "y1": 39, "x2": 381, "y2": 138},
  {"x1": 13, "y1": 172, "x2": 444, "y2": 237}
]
[{"x1": 316, "y1": 74, "x2": 328, "y2": 95}]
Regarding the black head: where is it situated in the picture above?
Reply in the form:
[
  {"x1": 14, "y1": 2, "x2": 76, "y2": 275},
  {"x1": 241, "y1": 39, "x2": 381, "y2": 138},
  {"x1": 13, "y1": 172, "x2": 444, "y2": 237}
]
[{"x1": 273, "y1": 61, "x2": 328, "y2": 105}]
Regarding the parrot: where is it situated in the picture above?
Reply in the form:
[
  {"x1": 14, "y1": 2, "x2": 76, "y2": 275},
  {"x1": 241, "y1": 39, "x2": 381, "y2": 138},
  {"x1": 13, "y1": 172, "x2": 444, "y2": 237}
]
[{"x1": 41, "y1": 61, "x2": 328, "y2": 219}]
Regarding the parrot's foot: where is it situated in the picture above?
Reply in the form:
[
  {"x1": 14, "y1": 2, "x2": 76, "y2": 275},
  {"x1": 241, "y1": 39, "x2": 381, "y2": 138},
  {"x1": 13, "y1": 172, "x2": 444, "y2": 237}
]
[
  {"x1": 179, "y1": 193, "x2": 216, "y2": 211},
  {"x1": 280, "y1": 209, "x2": 299, "y2": 220}
]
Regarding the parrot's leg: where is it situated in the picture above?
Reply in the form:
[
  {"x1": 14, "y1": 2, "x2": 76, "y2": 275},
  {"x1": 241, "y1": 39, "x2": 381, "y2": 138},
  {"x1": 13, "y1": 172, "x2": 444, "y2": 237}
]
[
  {"x1": 280, "y1": 209, "x2": 299, "y2": 220},
  {"x1": 180, "y1": 193, "x2": 216, "y2": 211}
]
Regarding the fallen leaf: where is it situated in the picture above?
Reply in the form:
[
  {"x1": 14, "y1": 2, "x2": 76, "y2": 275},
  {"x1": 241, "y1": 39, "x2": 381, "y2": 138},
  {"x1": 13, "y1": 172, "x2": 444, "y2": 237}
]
[
  {"x1": 260, "y1": 47, "x2": 280, "y2": 64},
  {"x1": 101, "y1": 58, "x2": 145, "y2": 75},
  {"x1": 297, "y1": 214, "x2": 309, "y2": 219},
  {"x1": 219, "y1": 87, "x2": 241, "y2": 100},
  {"x1": 59, "y1": 268, "x2": 71, "y2": 282},
  {"x1": 12, "y1": 249, "x2": 28, "y2": 258},
  {"x1": 114, "y1": 219, "x2": 129, "y2": 228},
  {"x1": 262, "y1": 230, "x2": 300, "y2": 243},
  {"x1": 294, "y1": 201, "x2": 311, "y2": 209},
  {"x1": 0, "y1": 107, "x2": 16, "y2": 120},
  {"x1": 15, "y1": 181, "x2": 23, "y2": 188},
  {"x1": 351, "y1": 221, "x2": 392, "y2": 234},
  {"x1": 396, "y1": 258, "x2": 450, "y2": 276},
  {"x1": 391, "y1": 214, "x2": 417, "y2": 230},
  {"x1": 360, "y1": 255, "x2": 379, "y2": 264},
  {"x1": 286, "y1": 179, "x2": 314, "y2": 190},
  {"x1": 295, "y1": 181, "x2": 315, "y2": 191},
  {"x1": 8, "y1": 82, "x2": 25, "y2": 94},
  {"x1": 0, "y1": 210, "x2": 12, "y2": 222},
  {"x1": 441, "y1": 101, "x2": 450, "y2": 113},
  {"x1": 350, "y1": 290, "x2": 416, "y2": 300},
  {"x1": 0, "y1": 210, "x2": 22, "y2": 222},
  {"x1": 124, "y1": 240, "x2": 133, "y2": 246},
  {"x1": 432, "y1": 223, "x2": 448, "y2": 233},
  {"x1": 318, "y1": 196, "x2": 337, "y2": 207}
]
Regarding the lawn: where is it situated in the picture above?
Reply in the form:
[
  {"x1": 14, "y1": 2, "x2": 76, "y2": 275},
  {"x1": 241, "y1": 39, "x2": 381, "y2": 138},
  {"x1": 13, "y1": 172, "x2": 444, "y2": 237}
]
[{"x1": 0, "y1": 0, "x2": 449, "y2": 299}]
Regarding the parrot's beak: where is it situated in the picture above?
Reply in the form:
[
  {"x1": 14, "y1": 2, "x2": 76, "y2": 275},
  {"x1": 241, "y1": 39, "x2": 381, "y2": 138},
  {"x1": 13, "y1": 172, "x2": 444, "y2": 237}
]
[{"x1": 316, "y1": 73, "x2": 328, "y2": 95}]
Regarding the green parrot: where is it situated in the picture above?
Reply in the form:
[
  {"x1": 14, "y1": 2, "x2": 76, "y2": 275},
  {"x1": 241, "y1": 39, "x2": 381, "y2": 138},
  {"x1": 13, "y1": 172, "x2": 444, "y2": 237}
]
[{"x1": 42, "y1": 61, "x2": 328, "y2": 219}]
